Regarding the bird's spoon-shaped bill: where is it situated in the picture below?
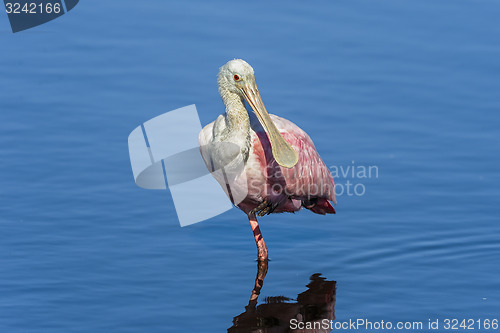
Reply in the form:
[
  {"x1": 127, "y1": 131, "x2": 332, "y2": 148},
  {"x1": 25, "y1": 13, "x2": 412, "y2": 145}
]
[{"x1": 241, "y1": 79, "x2": 299, "y2": 169}]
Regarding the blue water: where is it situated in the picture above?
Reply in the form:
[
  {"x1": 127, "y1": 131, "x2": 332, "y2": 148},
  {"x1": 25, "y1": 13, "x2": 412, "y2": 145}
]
[{"x1": 1, "y1": 1, "x2": 499, "y2": 332}]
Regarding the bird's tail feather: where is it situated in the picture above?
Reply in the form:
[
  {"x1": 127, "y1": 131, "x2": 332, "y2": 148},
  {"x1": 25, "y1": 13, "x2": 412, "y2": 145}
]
[{"x1": 304, "y1": 198, "x2": 336, "y2": 215}]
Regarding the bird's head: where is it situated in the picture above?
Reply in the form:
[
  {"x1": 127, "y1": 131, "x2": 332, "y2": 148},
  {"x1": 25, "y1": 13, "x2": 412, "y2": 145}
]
[
  {"x1": 218, "y1": 59, "x2": 255, "y2": 94},
  {"x1": 217, "y1": 59, "x2": 298, "y2": 168}
]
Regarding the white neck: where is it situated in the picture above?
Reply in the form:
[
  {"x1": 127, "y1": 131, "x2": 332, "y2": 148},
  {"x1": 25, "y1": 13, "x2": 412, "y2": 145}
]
[
  {"x1": 217, "y1": 87, "x2": 252, "y2": 161},
  {"x1": 220, "y1": 89, "x2": 250, "y2": 133}
]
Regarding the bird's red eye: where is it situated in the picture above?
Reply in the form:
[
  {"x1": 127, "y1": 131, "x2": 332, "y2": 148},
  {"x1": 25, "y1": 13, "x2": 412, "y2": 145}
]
[{"x1": 233, "y1": 74, "x2": 240, "y2": 81}]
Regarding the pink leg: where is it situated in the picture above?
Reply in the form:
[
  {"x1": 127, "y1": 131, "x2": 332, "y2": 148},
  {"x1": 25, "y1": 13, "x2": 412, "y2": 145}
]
[{"x1": 248, "y1": 212, "x2": 268, "y2": 261}]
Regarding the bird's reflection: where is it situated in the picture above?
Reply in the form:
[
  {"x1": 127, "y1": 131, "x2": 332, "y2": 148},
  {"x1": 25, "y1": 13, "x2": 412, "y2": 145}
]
[{"x1": 228, "y1": 261, "x2": 336, "y2": 332}]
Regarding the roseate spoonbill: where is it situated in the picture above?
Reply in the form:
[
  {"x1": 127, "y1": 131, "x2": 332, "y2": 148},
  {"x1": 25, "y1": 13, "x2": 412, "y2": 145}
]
[{"x1": 199, "y1": 59, "x2": 336, "y2": 261}]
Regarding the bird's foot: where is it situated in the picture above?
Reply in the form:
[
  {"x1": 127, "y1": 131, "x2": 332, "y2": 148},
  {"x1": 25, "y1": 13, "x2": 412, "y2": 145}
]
[{"x1": 251, "y1": 200, "x2": 278, "y2": 217}]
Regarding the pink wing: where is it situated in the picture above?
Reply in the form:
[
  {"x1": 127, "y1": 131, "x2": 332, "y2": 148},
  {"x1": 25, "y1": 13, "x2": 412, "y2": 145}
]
[{"x1": 252, "y1": 115, "x2": 336, "y2": 214}]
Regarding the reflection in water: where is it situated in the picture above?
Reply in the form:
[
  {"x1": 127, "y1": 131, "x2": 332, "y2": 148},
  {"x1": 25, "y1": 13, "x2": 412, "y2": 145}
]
[{"x1": 228, "y1": 261, "x2": 336, "y2": 332}]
